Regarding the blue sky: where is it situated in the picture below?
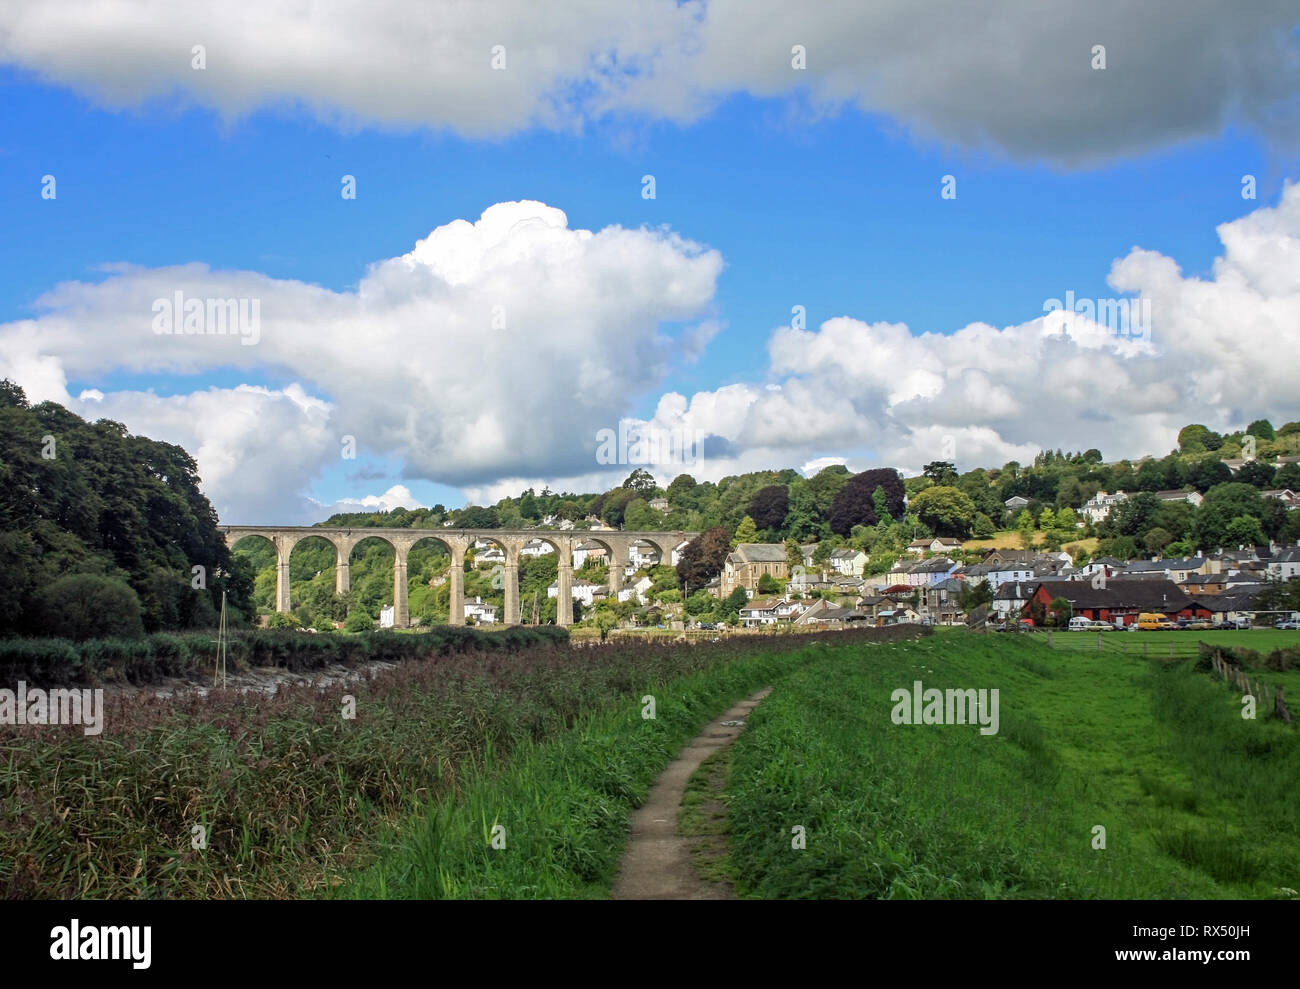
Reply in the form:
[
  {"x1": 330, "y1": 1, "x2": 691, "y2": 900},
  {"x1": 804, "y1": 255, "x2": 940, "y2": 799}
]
[{"x1": 1, "y1": 3, "x2": 1297, "y2": 522}]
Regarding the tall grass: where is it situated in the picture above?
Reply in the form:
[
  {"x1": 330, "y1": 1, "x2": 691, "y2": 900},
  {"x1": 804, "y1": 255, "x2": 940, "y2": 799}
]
[{"x1": 1, "y1": 626, "x2": 923, "y2": 899}]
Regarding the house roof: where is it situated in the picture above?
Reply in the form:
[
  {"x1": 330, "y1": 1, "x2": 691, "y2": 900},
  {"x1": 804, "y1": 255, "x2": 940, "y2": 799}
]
[
  {"x1": 1124, "y1": 557, "x2": 1202, "y2": 573},
  {"x1": 815, "y1": 606, "x2": 855, "y2": 621},
  {"x1": 734, "y1": 542, "x2": 788, "y2": 564},
  {"x1": 830, "y1": 548, "x2": 862, "y2": 559},
  {"x1": 983, "y1": 549, "x2": 1039, "y2": 566},
  {"x1": 914, "y1": 556, "x2": 957, "y2": 572},
  {"x1": 1028, "y1": 578, "x2": 1191, "y2": 611},
  {"x1": 1154, "y1": 490, "x2": 1198, "y2": 500},
  {"x1": 740, "y1": 596, "x2": 782, "y2": 612}
]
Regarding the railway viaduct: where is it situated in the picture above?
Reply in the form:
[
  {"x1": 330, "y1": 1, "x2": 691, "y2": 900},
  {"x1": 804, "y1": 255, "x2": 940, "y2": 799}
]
[{"x1": 218, "y1": 526, "x2": 697, "y2": 627}]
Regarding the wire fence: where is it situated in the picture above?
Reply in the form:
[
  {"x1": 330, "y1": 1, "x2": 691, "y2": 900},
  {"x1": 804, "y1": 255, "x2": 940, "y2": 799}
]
[{"x1": 1037, "y1": 630, "x2": 1204, "y2": 659}]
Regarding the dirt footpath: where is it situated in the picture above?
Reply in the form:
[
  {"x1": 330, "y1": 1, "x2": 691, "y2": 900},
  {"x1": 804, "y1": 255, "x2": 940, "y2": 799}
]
[{"x1": 610, "y1": 687, "x2": 771, "y2": 900}]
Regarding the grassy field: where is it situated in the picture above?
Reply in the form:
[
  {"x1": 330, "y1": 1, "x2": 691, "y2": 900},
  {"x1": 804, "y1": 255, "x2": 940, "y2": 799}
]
[
  {"x1": 960, "y1": 529, "x2": 1098, "y2": 556},
  {"x1": 719, "y1": 631, "x2": 1300, "y2": 898}
]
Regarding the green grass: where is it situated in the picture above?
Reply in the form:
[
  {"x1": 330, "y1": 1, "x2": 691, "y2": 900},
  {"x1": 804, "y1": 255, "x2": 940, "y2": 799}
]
[
  {"x1": 722, "y1": 631, "x2": 1300, "y2": 899},
  {"x1": 341, "y1": 640, "x2": 847, "y2": 898},
  {"x1": 678, "y1": 747, "x2": 736, "y2": 885}
]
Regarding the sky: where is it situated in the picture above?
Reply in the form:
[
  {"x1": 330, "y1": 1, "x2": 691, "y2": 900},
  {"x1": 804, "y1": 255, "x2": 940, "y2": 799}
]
[{"x1": 1, "y1": 1, "x2": 1299, "y2": 524}]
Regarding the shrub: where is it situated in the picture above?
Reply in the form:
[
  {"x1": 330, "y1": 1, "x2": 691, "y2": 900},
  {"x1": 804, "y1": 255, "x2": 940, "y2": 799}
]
[{"x1": 33, "y1": 573, "x2": 145, "y2": 641}]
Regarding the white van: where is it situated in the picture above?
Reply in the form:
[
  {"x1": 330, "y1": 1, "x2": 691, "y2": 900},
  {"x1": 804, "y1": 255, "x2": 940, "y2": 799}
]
[{"x1": 1068, "y1": 616, "x2": 1092, "y2": 631}]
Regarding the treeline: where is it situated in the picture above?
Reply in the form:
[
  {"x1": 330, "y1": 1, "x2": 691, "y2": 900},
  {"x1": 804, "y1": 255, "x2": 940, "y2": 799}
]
[{"x1": 0, "y1": 381, "x2": 253, "y2": 640}]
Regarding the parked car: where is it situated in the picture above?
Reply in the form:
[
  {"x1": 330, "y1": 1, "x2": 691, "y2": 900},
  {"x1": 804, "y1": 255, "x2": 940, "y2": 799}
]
[
  {"x1": 1275, "y1": 620, "x2": 1300, "y2": 630},
  {"x1": 1212, "y1": 619, "x2": 1251, "y2": 630},
  {"x1": 1138, "y1": 612, "x2": 1176, "y2": 630}
]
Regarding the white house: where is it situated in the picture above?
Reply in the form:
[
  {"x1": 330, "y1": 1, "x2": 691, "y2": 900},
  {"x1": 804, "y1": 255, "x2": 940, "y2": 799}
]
[
  {"x1": 572, "y1": 541, "x2": 608, "y2": 568},
  {"x1": 547, "y1": 579, "x2": 601, "y2": 607},
  {"x1": 1154, "y1": 490, "x2": 1204, "y2": 508},
  {"x1": 519, "y1": 539, "x2": 555, "y2": 558},
  {"x1": 379, "y1": 604, "x2": 395, "y2": 628},
  {"x1": 627, "y1": 541, "x2": 661, "y2": 571},
  {"x1": 1263, "y1": 489, "x2": 1300, "y2": 510},
  {"x1": 471, "y1": 538, "x2": 505, "y2": 564},
  {"x1": 1082, "y1": 490, "x2": 1129, "y2": 524},
  {"x1": 829, "y1": 547, "x2": 868, "y2": 576},
  {"x1": 906, "y1": 557, "x2": 959, "y2": 587},
  {"x1": 463, "y1": 596, "x2": 498, "y2": 624},
  {"x1": 1266, "y1": 548, "x2": 1300, "y2": 581},
  {"x1": 618, "y1": 574, "x2": 654, "y2": 605}
]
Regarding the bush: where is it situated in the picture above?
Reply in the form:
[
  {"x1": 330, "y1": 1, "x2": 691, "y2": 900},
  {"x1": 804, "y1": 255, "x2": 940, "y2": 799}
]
[
  {"x1": 33, "y1": 573, "x2": 145, "y2": 641},
  {"x1": 343, "y1": 610, "x2": 374, "y2": 633}
]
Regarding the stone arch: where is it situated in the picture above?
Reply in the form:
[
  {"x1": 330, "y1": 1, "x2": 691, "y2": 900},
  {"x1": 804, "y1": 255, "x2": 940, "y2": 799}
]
[
  {"x1": 346, "y1": 535, "x2": 398, "y2": 625},
  {"x1": 285, "y1": 534, "x2": 344, "y2": 625},
  {"x1": 227, "y1": 532, "x2": 281, "y2": 617},
  {"x1": 406, "y1": 534, "x2": 457, "y2": 627}
]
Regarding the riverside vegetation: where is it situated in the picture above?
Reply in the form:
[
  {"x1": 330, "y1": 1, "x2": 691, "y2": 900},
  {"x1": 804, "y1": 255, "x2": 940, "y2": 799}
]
[{"x1": 0, "y1": 626, "x2": 921, "y2": 898}]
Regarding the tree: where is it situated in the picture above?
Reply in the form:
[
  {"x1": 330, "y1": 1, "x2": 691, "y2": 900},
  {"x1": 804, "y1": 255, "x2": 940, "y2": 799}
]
[
  {"x1": 457, "y1": 505, "x2": 499, "y2": 528},
  {"x1": 1246, "y1": 419, "x2": 1275, "y2": 441},
  {"x1": 1178, "y1": 424, "x2": 1222, "y2": 453},
  {"x1": 757, "y1": 572, "x2": 779, "y2": 594},
  {"x1": 1015, "y1": 509, "x2": 1036, "y2": 548},
  {"x1": 872, "y1": 486, "x2": 893, "y2": 524},
  {"x1": 958, "y1": 580, "x2": 993, "y2": 611},
  {"x1": 733, "y1": 516, "x2": 759, "y2": 546},
  {"x1": 909, "y1": 485, "x2": 976, "y2": 538},
  {"x1": 1194, "y1": 483, "x2": 1268, "y2": 549},
  {"x1": 1194, "y1": 460, "x2": 1233, "y2": 492},
  {"x1": 1039, "y1": 507, "x2": 1055, "y2": 530},
  {"x1": 1236, "y1": 461, "x2": 1276, "y2": 489},
  {"x1": 808, "y1": 464, "x2": 852, "y2": 517},
  {"x1": 1275, "y1": 463, "x2": 1300, "y2": 490},
  {"x1": 748, "y1": 485, "x2": 790, "y2": 532},
  {"x1": 972, "y1": 512, "x2": 996, "y2": 538},
  {"x1": 1046, "y1": 596, "x2": 1072, "y2": 627},
  {"x1": 828, "y1": 469, "x2": 905, "y2": 536},
  {"x1": 721, "y1": 588, "x2": 749, "y2": 617},
  {"x1": 785, "y1": 538, "x2": 804, "y2": 569},
  {"x1": 676, "y1": 526, "x2": 731, "y2": 589},
  {"x1": 343, "y1": 608, "x2": 373, "y2": 632},
  {"x1": 34, "y1": 573, "x2": 145, "y2": 641},
  {"x1": 623, "y1": 468, "x2": 657, "y2": 493},
  {"x1": 1143, "y1": 527, "x2": 1173, "y2": 556},
  {"x1": 1224, "y1": 515, "x2": 1266, "y2": 548},
  {"x1": 622, "y1": 497, "x2": 657, "y2": 530},
  {"x1": 922, "y1": 461, "x2": 958, "y2": 485}
]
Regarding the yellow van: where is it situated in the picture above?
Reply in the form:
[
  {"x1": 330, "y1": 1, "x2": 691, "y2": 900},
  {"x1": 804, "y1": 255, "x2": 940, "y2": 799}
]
[{"x1": 1137, "y1": 612, "x2": 1175, "y2": 630}]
